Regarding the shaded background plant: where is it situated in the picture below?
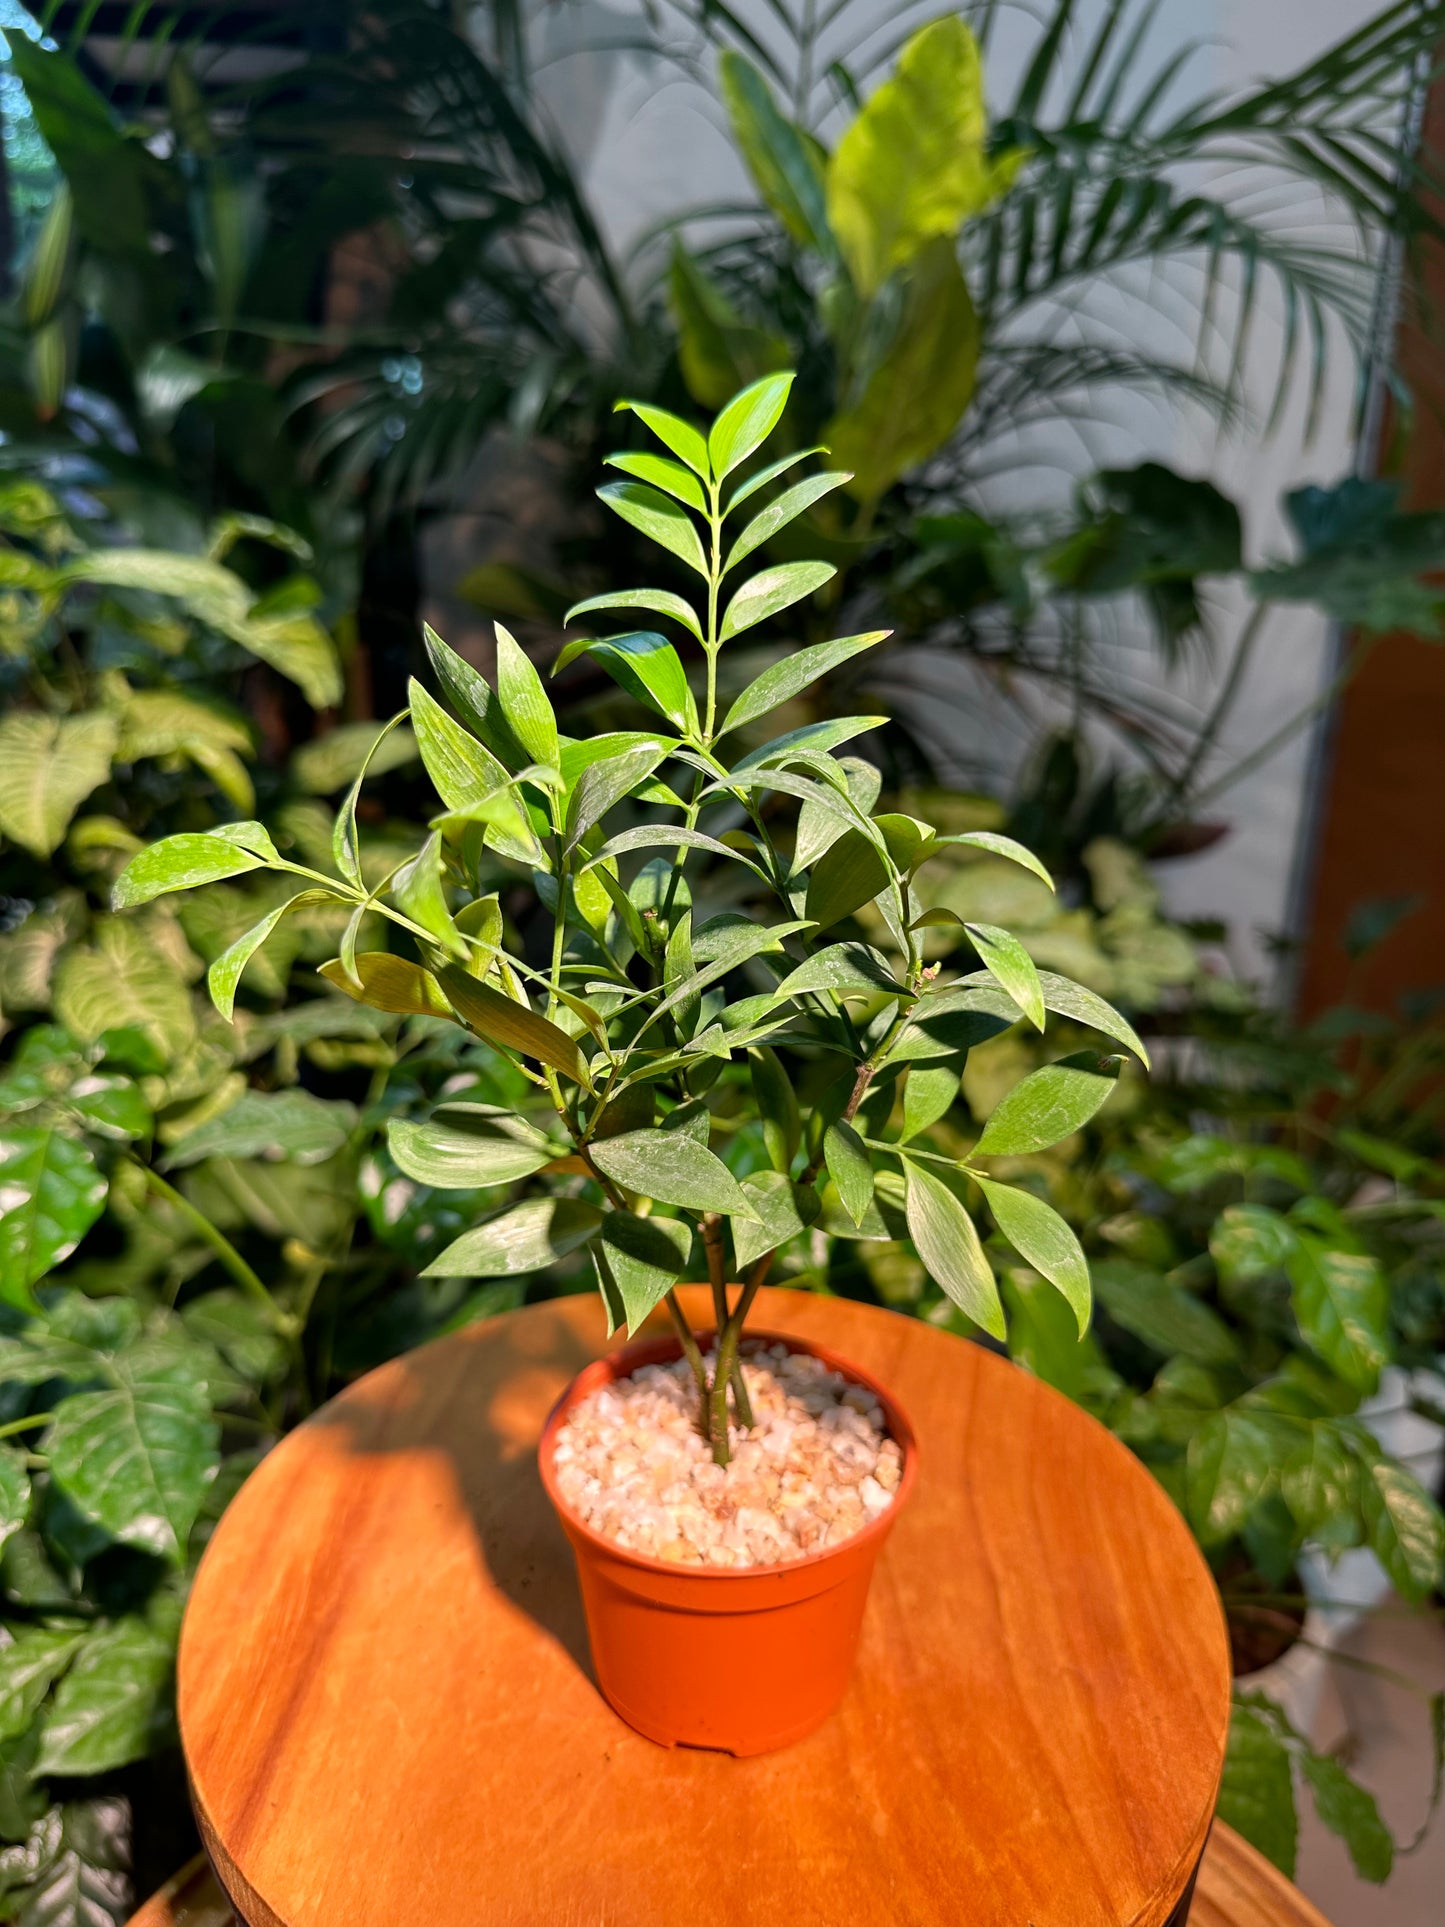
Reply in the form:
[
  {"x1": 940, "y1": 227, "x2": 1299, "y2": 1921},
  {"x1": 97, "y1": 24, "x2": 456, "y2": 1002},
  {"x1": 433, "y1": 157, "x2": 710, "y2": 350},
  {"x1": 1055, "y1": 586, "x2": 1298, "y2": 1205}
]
[{"x1": 0, "y1": 0, "x2": 1441, "y2": 1914}]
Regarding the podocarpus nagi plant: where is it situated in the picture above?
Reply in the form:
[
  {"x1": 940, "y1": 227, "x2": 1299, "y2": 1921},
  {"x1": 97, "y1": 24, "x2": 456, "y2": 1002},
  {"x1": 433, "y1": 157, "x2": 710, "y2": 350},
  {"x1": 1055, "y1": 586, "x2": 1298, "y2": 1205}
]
[{"x1": 112, "y1": 373, "x2": 1149, "y2": 1464}]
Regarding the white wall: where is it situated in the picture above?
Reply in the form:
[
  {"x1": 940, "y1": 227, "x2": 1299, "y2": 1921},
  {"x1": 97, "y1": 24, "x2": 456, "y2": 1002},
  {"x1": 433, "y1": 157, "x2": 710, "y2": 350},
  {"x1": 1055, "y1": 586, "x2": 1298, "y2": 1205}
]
[{"x1": 527, "y1": 0, "x2": 1397, "y2": 985}]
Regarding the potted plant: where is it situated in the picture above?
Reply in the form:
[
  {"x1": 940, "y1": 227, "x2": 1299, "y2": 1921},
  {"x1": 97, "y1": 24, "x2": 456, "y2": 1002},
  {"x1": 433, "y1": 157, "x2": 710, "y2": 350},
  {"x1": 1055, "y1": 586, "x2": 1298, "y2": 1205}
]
[{"x1": 112, "y1": 373, "x2": 1144, "y2": 1754}]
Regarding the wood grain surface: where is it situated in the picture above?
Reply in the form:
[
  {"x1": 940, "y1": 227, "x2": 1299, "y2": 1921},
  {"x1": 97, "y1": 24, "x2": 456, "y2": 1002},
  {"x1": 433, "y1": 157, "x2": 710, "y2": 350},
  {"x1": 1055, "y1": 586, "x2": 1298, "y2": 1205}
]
[
  {"x1": 124, "y1": 1826, "x2": 1335, "y2": 1927},
  {"x1": 127, "y1": 1854, "x2": 236, "y2": 1927},
  {"x1": 179, "y1": 1288, "x2": 1233, "y2": 1927}
]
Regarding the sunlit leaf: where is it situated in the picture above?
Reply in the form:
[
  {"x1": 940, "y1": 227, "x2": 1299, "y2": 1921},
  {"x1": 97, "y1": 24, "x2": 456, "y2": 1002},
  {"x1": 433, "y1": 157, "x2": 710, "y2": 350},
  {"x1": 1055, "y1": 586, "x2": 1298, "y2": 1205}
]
[{"x1": 904, "y1": 1162, "x2": 1003, "y2": 1338}]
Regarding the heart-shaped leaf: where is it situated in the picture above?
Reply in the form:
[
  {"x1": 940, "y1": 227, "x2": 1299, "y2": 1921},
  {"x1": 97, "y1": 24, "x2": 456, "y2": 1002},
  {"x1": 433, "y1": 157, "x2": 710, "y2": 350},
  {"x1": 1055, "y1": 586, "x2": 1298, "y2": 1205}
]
[
  {"x1": 0, "y1": 1130, "x2": 106, "y2": 1310},
  {"x1": 46, "y1": 1381, "x2": 219, "y2": 1562}
]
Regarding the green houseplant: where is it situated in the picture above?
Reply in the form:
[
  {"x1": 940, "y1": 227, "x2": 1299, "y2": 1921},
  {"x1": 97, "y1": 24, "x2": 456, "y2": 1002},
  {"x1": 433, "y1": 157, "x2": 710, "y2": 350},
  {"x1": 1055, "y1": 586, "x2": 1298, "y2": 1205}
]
[
  {"x1": 112, "y1": 372, "x2": 1146, "y2": 1750},
  {"x1": 991, "y1": 1004, "x2": 1445, "y2": 1883}
]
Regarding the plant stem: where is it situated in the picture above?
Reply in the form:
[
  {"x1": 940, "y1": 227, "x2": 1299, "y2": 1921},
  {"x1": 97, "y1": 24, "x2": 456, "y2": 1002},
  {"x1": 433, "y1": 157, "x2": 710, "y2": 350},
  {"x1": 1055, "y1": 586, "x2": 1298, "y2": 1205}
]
[
  {"x1": 1168, "y1": 602, "x2": 1269, "y2": 809},
  {"x1": 1191, "y1": 634, "x2": 1379, "y2": 812},
  {"x1": 708, "y1": 1256, "x2": 774, "y2": 1467},
  {"x1": 702, "y1": 1214, "x2": 728, "y2": 1331},
  {"x1": 664, "y1": 1289, "x2": 710, "y2": 1432},
  {"x1": 0, "y1": 1412, "x2": 53, "y2": 1442},
  {"x1": 125, "y1": 1157, "x2": 296, "y2": 1336}
]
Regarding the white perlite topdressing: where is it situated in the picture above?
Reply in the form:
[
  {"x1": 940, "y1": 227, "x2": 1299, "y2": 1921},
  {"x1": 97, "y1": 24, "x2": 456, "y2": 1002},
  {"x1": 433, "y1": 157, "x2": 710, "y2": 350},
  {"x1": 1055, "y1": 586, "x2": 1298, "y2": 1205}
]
[{"x1": 551, "y1": 1342, "x2": 904, "y2": 1568}]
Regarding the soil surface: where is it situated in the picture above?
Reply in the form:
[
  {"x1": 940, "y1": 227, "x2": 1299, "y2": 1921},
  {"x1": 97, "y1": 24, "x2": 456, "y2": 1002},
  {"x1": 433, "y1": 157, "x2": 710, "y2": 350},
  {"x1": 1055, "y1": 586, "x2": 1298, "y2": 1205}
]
[{"x1": 551, "y1": 1340, "x2": 903, "y2": 1568}]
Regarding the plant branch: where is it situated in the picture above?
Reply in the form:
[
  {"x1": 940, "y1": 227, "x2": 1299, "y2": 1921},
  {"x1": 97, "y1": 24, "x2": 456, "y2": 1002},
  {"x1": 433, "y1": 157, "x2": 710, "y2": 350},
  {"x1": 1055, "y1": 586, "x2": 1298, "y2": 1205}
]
[
  {"x1": 0, "y1": 1412, "x2": 54, "y2": 1442},
  {"x1": 125, "y1": 1156, "x2": 296, "y2": 1335}
]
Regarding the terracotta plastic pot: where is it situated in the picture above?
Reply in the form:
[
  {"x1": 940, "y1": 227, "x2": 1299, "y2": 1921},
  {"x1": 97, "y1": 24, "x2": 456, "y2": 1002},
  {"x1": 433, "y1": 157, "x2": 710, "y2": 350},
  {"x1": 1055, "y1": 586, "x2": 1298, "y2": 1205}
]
[{"x1": 538, "y1": 1327, "x2": 917, "y2": 1756}]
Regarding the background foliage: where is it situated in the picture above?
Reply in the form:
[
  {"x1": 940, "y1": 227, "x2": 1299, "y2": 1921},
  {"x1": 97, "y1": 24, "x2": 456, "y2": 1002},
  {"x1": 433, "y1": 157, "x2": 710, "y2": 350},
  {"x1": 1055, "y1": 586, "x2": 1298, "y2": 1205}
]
[{"x1": 0, "y1": 0, "x2": 1441, "y2": 1913}]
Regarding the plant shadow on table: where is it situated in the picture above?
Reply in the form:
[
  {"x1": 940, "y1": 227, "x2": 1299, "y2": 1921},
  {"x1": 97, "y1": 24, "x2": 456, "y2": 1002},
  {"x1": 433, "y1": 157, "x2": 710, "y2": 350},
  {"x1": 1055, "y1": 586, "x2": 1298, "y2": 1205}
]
[{"x1": 306, "y1": 1310, "x2": 601, "y2": 1685}]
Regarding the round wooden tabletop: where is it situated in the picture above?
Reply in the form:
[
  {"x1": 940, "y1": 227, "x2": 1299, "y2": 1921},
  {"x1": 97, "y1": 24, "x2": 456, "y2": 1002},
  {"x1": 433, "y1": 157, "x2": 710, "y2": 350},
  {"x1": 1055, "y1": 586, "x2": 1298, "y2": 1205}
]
[{"x1": 179, "y1": 1287, "x2": 1232, "y2": 1927}]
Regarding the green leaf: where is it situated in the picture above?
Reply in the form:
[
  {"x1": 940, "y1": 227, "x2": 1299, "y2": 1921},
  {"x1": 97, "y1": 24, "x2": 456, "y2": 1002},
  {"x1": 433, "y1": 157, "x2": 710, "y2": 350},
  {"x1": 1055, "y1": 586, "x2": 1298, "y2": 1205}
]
[
  {"x1": 901, "y1": 1063, "x2": 960, "y2": 1141},
  {"x1": 966, "y1": 922, "x2": 1045, "y2": 1029},
  {"x1": 0, "y1": 712, "x2": 117, "y2": 859},
  {"x1": 1186, "y1": 1411, "x2": 1281, "y2": 1544},
  {"x1": 317, "y1": 953, "x2": 453, "y2": 1017},
  {"x1": 1300, "y1": 1748, "x2": 1393, "y2": 1883},
  {"x1": 720, "y1": 561, "x2": 836, "y2": 642},
  {"x1": 1219, "y1": 1699, "x2": 1299, "y2": 1879},
  {"x1": 1028, "y1": 970, "x2": 1150, "y2": 1068},
  {"x1": 718, "y1": 53, "x2": 832, "y2": 254},
  {"x1": 727, "y1": 447, "x2": 831, "y2": 514},
  {"x1": 331, "y1": 710, "x2": 411, "y2": 889},
  {"x1": 826, "y1": 16, "x2": 1020, "y2": 297},
  {"x1": 974, "y1": 1176, "x2": 1091, "y2": 1336},
  {"x1": 1154, "y1": 1135, "x2": 1312, "y2": 1196},
  {"x1": 1092, "y1": 1261, "x2": 1240, "y2": 1364},
  {"x1": 46, "y1": 1380, "x2": 219, "y2": 1562},
  {"x1": 721, "y1": 630, "x2": 889, "y2": 734},
  {"x1": 670, "y1": 246, "x2": 791, "y2": 413},
  {"x1": 109, "y1": 832, "x2": 265, "y2": 909},
  {"x1": 725, "y1": 473, "x2": 851, "y2": 572},
  {"x1": 588, "y1": 824, "x2": 762, "y2": 880},
  {"x1": 0, "y1": 1632, "x2": 85, "y2": 1745},
  {"x1": 1281, "y1": 1424, "x2": 1360, "y2": 1540},
  {"x1": 708, "y1": 373, "x2": 795, "y2": 480},
  {"x1": 894, "y1": 991, "x2": 1015, "y2": 1064},
  {"x1": 773, "y1": 943, "x2": 904, "y2": 1001},
  {"x1": 421, "y1": 624, "x2": 527, "y2": 768},
  {"x1": 825, "y1": 239, "x2": 980, "y2": 504},
  {"x1": 591, "y1": 1129, "x2": 757, "y2": 1218},
  {"x1": 0, "y1": 1449, "x2": 30, "y2": 1554},
  {"x1": 974, "y1": 1052, "x2": 1122, "y2": 1156},
  {"x1": 9, "y1": 1797, "x2": 132, "y2": 1926},
  {"x1": 1003, "y1": 1272, "x2": 1100, "y2": 1402},
  {"x1": 732, "y1": 716, "x2": 887, "y2": 772},
  {"x1": 563, "y1": 632, "x2": 697, "y2": 734},
  {"x1": 1210, "y1": 1204, "x2": 1299, "y2": 1284},
  {"x1": 181, "y1": 1290, "x2": 290, "y2": 1386},
  {"x1": 423, "y1": 1197, "x2": 603, "y2": 1277},
  {"x1": 733, "y1": 1169, "x2": 812, "y2": 1271},
  {"x1": 750, "y1": 1047, "x2": 800, "y2": 1173},
  {"x1": 1360, "y1": 1455, "x2": 1445, "y2": 1603},
  {"x1": 387, "y1": 1105, "x2": 557, "y2": 1190},
  {"x1": 208, "y1": 896, "x2": 311, "y2": 1022},
  {"x1": 614, "y1": 400, "x2": 711, "y2": 479},
  {"x1": 597, "y1": 481, "x2": 707, "y2": 576},
  {"x1": 392, "y1": 831, "x2": 465, "y2": 956},
  {"x1": 292, "y1": 718, "x2": 419, "y2": 795},
  {"x1": 905, "y1": 1163, "x2": 1004, "y2": 1338},
  {"x1": 565, "y1": 742, "x2": 670, "y2": 853},
  {"x1": 35, "y1": 1620, "x2": 177, "y2": 1777},
  {"x1": 493, "y1": 624, "x2": 560, "y2": 773},
  {"x1": 164, "y1": 1089, "x2": 356, "y2": 1169},
  {"x1": 409, "y1": 679, "x2": 512, "y2": 812},
  {"x1": 929, "y1": 832, "x2": 1055, "y2": 891},
  {"x1": 435, "y1": 968, "x2": 592, "y2": 1088},
  {"x1": 825, "y1": 1121, "x2": 874, "y2": 1228},
  {"x1": 595, "y1": 1212, "x2": 693, "y2": 1335},
  {"x1": 564, "y1": 588, "x2": 703, "y2": 642},
  {"x1": 804, "y1": 829, "x2": 891, "y2": 931},
  {"x1": 0, "y1": 1131, "x2": 106, "y2": 1310},
  {"x1": 602, "y1": 452, "x2": 708, "y2": 514},
  {"x1": 1286, "y1": 1237, "x2": 1389, "y2": 1392},
  {"x1": 54, "y1": 915, "x2": 196, "y2": 1060}
]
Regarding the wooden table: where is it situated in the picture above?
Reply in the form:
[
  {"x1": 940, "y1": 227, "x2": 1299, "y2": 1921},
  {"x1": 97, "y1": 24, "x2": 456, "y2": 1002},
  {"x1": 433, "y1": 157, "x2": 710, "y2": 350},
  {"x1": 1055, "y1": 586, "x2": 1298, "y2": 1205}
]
[
  {"x1": 127, "y1": 1829, "x2": 1338, "y2": 1927},
  {"x1": 180, "y1": 1288, "x2": 1236, "y2": 1926}
]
